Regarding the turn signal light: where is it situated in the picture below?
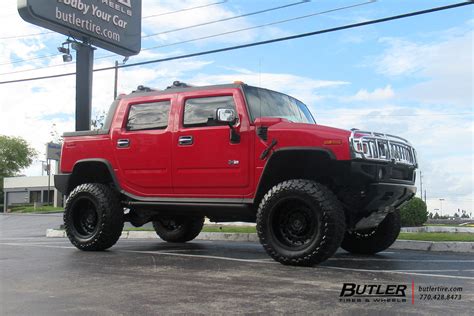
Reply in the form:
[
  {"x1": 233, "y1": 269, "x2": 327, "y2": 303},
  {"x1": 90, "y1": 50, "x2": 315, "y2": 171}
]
[{"x1": 323, "y1": 139, "x2": 343, "y2": 145}]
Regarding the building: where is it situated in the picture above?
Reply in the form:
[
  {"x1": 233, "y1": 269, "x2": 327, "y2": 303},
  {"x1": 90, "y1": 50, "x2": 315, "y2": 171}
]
[{"x1": 2, "y1": 176, "x2": 63, "y2": 212}]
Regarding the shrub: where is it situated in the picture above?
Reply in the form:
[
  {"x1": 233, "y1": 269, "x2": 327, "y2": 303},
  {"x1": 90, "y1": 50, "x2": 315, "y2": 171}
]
[{"x1": 400, "y1": 197, "x2": 428, "y2": 227}]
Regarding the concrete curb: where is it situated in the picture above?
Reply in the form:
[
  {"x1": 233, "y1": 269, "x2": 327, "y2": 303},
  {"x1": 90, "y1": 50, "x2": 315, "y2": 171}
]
[
  {"x1": 391, "y1": 240, "x2": 474, "y2": 253},
  {"x1": 46, "y1": 229, "x2": 473, "y2": 253},
  {"x1": 401, "y1": 226, "x2": 474, "y2": 233}
]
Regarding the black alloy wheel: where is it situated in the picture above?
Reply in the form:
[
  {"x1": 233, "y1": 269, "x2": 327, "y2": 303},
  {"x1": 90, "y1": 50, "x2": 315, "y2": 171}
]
[
  {"x1": 257, "y1": 179, "x2": 346, "y2": 266},
  {"x1": 64, "y1": 183, "x2": 124, "y2": 251}
]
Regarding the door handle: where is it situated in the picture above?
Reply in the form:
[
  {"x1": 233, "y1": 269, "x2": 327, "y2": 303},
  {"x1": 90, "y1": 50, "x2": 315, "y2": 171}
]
[
  {"x1": 117, "y1": 139, "x2": 130, "y2": 148},
  {"x1": 178, "y1": 136, "x2": 193, "y2": 146}
]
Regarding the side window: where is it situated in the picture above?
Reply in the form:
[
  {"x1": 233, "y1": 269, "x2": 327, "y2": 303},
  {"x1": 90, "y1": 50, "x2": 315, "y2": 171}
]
[
  {"x1": 126, "y1": 101, "x2": 171, "y2": 131},
  {"x1": 183, "y1": 96, "x2": 236, "y2": 128}
]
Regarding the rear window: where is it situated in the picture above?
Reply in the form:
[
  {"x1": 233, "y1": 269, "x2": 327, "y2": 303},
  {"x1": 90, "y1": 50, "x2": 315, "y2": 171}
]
[{"x1": 126, "y1": 101, "x2": 171, "y2": 131}]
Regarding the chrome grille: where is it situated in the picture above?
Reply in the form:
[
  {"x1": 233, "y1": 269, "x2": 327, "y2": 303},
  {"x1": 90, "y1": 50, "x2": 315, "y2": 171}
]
[{"x1": 350, "y1": 129, "x2": 417, "y2": 167}]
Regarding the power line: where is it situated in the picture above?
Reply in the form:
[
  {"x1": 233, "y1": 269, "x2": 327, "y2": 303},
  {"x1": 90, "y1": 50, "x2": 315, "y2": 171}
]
[
  {"x1": 0, "y1": 31, "x2": 53, "y2": 40},
  {"x1": 142, "y1": 0, "x2": 228, "y2": 19},
  {"x1": 0, "y1": 1, "x2": 471, "y2": 85},
  {"x1": 140, "y1": 1, "x2": 375, "y2": 52},
  {"x1": 0, "y1": 53, "x2": 61, "y2": 66},
  {"x1": 0, "y1": 0, "x2": 306, "y2": 66},
  {"x1": 0, "y1": 0, "x2": 373, "y2": 73},
  {"x1": 142, "y1": 0, "x2": 310, "y2": 38},
  {"x1": 0, "y1": 0, "x2": 228, "y2": 41}
]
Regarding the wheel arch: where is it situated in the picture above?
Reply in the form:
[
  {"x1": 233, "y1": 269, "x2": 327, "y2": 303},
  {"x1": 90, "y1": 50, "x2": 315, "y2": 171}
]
[
  {"x1": 66, "y1": 159, "x2": 120, "y2": 195},
  {"x1": 254, "y1": 147, "x2": 342, "y2": 204}
]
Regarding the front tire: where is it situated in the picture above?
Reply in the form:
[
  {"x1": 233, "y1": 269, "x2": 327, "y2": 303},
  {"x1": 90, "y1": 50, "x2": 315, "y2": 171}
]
[
  {"x1": 64, "y1": 183, "x2": 124, "y2": 251},
  {"x1": 341, "y1": 210, "x2": 401, "y2": 255},
  {"x1": 256, "y1": 180, "x2": 346, "y2": 266},
  {"x1": 152, "y1": 216, "x2": 204, "y2": 242}
]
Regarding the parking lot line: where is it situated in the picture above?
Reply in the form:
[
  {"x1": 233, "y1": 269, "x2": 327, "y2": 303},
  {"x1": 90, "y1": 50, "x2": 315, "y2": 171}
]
[
  {"x1": 1, "y1": 241, "x2": 473, "y2": 281},
  {"x1": 329, "y1": 257, "x2": 474, "y2": 263},
  {"x1": 322, "y1": 266, "x2": 474, "y2": 280},
  {"x1": 0, "y1": 242, "x2": 75, "y2": 249},
  {"x1": 119, "y1": 249, "x2": 278, "y2": 264}
]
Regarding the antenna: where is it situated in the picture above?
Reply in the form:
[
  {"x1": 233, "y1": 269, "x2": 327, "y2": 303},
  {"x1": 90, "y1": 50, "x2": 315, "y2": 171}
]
[{"x1": 258, "y1": 58, "x2": 262, "y2": 120}]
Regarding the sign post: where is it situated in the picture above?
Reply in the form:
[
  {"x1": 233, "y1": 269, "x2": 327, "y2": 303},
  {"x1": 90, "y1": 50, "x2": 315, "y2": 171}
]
[{"x1": 18, "y1": 0, "x2": 142, "y2": 131}]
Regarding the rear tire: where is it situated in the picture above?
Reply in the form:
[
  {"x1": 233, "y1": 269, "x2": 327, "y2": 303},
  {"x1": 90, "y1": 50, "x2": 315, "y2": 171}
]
[
  {"x1": 152, "y1": 216, "x2": 204, "y2": 242},
  {"x1": 64, "y1": 183, "x2": 124, "y2": 251},
  {"x1": 256, "y1": 180, "x2": 346, "y2": 266},
  {"x1": 341, "y1": 210, "x2": 401, "y2": 255}
]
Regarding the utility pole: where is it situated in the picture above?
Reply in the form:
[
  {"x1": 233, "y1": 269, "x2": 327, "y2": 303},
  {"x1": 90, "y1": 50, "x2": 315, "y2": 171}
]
[
  {"x1": 424, "y1": 190, "x2": 427, "y2": 204},
  {"x1": 114, "y1": 60, "x2": 119, "y2": 100},
  {"x1": 113, "y1": 57, "x2": 129, "y2": 100}
]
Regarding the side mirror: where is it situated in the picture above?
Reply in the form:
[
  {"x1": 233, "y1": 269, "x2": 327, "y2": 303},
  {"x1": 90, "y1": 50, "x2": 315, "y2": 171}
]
[
  {"x1": 216, "y1": 108, "x2": 240, "y2": 143},
  {"x1": 216, "y1": 108, "x2": 236, "y2": 125}
]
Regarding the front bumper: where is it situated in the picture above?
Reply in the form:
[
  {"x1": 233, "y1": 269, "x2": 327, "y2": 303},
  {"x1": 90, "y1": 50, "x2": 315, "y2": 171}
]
[
  {"x1": 341, "y1": 160, "x2": 416, "y2": 229},
  {"x1": 365, "y1": 182, "x2": 416, "y2": 211}
]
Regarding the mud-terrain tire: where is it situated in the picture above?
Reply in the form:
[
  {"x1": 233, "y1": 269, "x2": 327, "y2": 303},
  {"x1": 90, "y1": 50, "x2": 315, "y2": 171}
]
[
  {"x1": 256, "y1": 179, "x2": 346, "y2": 266},
  {"x1": 341, "y1": 210, "x2": 401, "y2": 254},
  {"x1": 152, "y1": 216, "x2": 204, "y2": 242},
  {"x1": 64, "y1": 183, "x2": 124, "y2": 251}
]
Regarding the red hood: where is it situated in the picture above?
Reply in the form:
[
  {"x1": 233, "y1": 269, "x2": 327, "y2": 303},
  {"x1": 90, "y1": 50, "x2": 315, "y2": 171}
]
[{"x1": 257, "y1": 119, "x2": 352, "y2": 160}]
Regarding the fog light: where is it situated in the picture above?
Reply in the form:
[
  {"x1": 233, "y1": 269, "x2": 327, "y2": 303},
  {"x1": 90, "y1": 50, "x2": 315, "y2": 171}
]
[{"x1": 378, "y1": 168, "x2": 384, "y2": 180}]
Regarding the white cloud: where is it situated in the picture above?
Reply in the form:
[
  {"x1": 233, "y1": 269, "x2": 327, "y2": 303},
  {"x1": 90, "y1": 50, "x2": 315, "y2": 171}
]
[
  {"x1": 140, "y1": 0, "x2": 288, "y2": 46},
  {"x1": 340, "y1": 85, "x2": 394, "y2": 102},
  {"x1": 188, "y1": 68, "x2": 349, "y2": 105},
  {"x1": 372, "y1": 28, "x2": 473, "y2": 107}
]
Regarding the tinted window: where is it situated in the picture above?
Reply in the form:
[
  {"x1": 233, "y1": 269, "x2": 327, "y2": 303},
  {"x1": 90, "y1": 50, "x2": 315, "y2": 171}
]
[
  {"x1": 244, "y1": 86, "x2": 315, "y2": 124},
  {"x1": 127, "y1": 101, "x2": 170, "y2": 131},
  {"x1": 183, "y1": 96, "x2": 236, "y2": 127}
]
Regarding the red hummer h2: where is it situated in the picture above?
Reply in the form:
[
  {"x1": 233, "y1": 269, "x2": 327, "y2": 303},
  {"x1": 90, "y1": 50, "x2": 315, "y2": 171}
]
[{"x1": 55, "y1": 81, "x2": 417, "y2": 266}]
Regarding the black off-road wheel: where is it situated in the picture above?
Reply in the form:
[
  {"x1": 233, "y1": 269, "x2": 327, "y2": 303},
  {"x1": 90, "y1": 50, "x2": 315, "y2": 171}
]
[
  {"x1": 64, "y1": 183, "x2": 124, "y2": 251},
  {"x1": 256, "y1": 180, "x2": 346, "y2": 266},
  {"x1": 341, "y1": 210, "x2": 401, "y2": 255},
  {"x1": 152, "y1": 216, "x2": 204, "y2": 243}
]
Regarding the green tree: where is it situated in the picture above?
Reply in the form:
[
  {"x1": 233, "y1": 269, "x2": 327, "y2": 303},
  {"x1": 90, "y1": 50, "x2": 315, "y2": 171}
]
[
  {"x1": 400, "y1": 197, "x2": 428, "y2": 227},
  {"x1": 0, "y1": 135, "x2": 37, "y2": 203}
]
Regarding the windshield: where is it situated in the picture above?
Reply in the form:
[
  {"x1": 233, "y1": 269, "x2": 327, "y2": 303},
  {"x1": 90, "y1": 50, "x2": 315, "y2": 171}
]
[{"x1": 243, "y1": 86, "x2": 315, "y2": 124}]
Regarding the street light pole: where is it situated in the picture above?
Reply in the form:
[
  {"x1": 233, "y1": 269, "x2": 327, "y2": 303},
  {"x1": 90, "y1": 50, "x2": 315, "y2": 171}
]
[{"x1": 439, "y1": 198, "x2": 445, "y2": 217}]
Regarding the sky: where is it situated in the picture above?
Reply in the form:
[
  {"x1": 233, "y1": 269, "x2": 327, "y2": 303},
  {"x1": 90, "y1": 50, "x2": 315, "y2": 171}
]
[{"x1": 0, "y1": 0, "x2": 472, "y2": 215}]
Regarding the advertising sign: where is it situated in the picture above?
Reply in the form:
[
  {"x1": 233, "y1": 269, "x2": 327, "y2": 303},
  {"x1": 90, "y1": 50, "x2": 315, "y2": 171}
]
[
  {"x1": 18, "y1": 0, "x2": 141, "y2": 56},
  {"x1": 46, "y1": 142, "x2": 62, "y2": 161}
]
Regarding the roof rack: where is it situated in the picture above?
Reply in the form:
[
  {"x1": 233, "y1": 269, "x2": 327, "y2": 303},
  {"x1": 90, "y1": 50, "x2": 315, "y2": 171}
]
[
  {"x1": 166, "y1": 81, "x2": 194, "y2": 89},
  {"x1": 132, "y1": 85, "x2": 156, "y2": 93}
]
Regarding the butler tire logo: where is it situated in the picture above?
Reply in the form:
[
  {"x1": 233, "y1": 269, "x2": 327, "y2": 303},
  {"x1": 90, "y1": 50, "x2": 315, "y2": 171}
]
[{"x1": 339, "y1": 283, "x2": 408, "y2": 303}]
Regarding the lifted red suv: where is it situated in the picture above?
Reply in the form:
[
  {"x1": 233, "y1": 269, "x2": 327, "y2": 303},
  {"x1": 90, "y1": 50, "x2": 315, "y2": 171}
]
[{"x1": 55, "y1": 81, "x2": 417, "y2": 266}]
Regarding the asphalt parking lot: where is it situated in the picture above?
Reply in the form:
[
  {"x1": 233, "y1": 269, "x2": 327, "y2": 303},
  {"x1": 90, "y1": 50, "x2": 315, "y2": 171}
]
[{"x1": 1, "y1": 213, "x2": 473, "y2": 315}]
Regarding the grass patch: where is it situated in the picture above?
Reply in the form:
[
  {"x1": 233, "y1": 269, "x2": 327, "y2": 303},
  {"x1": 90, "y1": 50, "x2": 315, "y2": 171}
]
[
  {"x1": 398, "y1": 232, "x2": 474, "y2": 242},
  {"x1": 123, "y1": 225, "x2": 257, "y2": 233},
  {"x1": 202, "y1": 226, "x2": 257, "y2": 233},
  {"x1": 125, "y1": 227, "x2": 154, "y2": 231},
  {"x1": 423, "y1": 223, "x2": 474, "y2": 227},
  {"x1": 124, "y1": 226, "x2": 473, "y2": 241},
  {"x1": 11, "y1": 206, "x2": 63, "y2": 213}
]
